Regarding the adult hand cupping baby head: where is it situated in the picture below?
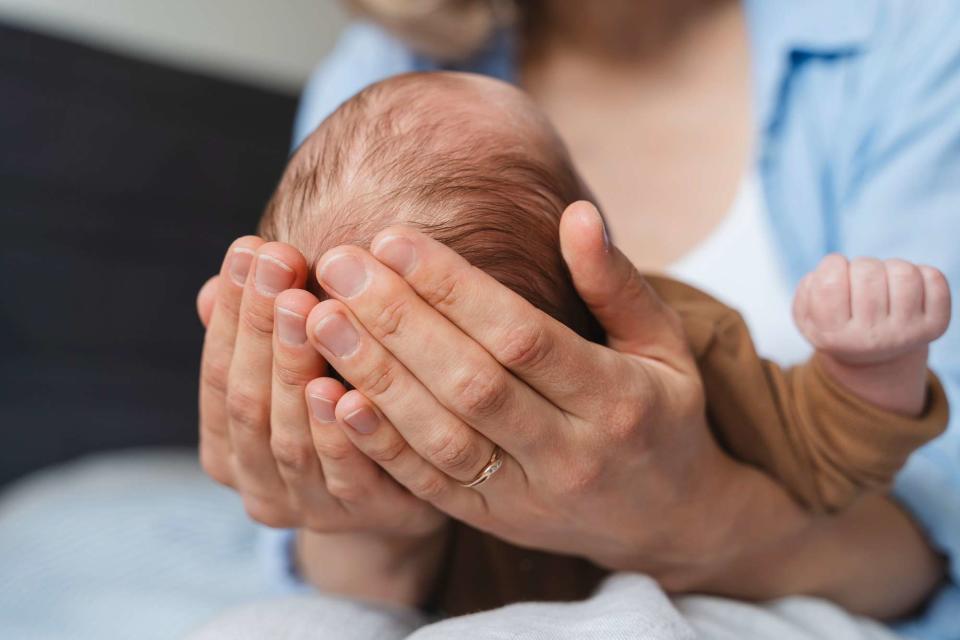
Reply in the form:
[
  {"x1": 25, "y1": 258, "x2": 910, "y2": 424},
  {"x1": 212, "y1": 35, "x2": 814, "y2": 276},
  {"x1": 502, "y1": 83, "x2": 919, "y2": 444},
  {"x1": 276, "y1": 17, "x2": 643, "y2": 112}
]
[
  {"x1": 304, "y1": 202, "x2": 774, "y2": 586},
  {"x1": 195, "y1": 238, "x2": 446, "y2": 541}
]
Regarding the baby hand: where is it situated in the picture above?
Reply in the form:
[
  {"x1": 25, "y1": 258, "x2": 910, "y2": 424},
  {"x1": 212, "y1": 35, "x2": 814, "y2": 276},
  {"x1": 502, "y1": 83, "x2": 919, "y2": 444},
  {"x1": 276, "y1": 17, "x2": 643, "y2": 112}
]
[{"x1": 793, "y1": 255, "x2": 951, "y2": 365}]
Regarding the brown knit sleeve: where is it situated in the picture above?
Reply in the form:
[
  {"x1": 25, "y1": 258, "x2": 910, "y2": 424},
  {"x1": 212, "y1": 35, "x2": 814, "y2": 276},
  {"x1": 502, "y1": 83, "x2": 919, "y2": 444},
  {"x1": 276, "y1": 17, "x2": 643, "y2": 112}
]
[
  {"x1": 435, "y1": 276, "x2": 949, "y2": 615},
  {"x1": 647, "y1": 275, "x2": 950, "y2": 513},
  {"x1": 757, "y1": 358, "x2": 948, "y2": 511}
]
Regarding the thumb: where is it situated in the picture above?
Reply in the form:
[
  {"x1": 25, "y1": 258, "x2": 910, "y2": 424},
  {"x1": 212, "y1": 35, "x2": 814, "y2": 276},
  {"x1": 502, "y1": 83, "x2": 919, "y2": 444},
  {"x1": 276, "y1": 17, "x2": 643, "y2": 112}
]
[{"x1": 559, "y1": 201, "x2": 686, "y2": 358}]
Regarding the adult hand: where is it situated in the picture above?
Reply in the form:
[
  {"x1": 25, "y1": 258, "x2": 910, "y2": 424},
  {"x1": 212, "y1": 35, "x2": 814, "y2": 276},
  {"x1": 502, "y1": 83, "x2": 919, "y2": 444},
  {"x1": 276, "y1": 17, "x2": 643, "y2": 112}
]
[
  {"x1": 196, "y1": 238, "x2": 448, "y2": 606},
  {"x1": 301, "y1": 201, "x2": 785, "y2": 587}
]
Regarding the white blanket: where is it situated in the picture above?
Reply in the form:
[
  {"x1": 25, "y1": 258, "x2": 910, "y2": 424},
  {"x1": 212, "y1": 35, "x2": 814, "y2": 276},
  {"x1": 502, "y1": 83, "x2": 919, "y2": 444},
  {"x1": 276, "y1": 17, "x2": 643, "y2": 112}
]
[
  {"x1": 0, "y1": 449, "x2": 904, "y2": 640},
  {"x1": 186, "y1": 573, "x2": 901, "y2": 640}
]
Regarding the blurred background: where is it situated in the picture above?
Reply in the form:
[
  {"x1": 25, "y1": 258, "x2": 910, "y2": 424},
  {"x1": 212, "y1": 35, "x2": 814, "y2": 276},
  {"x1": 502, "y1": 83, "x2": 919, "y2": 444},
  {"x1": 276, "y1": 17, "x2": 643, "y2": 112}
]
[{"x1": 0, "y1": 0, "x2": 347, "y2": 486}]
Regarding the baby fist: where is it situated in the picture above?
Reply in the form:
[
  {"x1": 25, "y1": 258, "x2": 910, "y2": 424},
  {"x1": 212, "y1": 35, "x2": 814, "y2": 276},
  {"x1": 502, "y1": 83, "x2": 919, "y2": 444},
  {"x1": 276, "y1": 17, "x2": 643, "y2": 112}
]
[{"x1": 793, "y1": 255, "x2": 951, "y2": 365}]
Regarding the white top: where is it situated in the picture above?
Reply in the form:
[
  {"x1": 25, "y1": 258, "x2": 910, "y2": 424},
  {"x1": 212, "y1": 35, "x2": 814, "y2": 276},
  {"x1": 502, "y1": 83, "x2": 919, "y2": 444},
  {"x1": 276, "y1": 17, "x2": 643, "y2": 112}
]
[{"x1": 667, "y1": 173, "x2": 811, "y2": 365}]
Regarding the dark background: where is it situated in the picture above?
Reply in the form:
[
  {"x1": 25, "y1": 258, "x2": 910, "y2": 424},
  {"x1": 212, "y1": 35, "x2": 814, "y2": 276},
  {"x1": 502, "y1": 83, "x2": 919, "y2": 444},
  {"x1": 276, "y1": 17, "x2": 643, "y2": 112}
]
[{"x1": 0, "y1": 23, "x2": 297, "y2": 486}]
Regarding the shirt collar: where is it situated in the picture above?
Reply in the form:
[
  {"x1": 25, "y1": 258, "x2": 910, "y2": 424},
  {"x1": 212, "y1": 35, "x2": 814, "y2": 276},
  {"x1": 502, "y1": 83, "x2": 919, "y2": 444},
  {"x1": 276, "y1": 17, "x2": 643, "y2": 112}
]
[{"x1": 744, "y1": 0, "x2": 878, "y2": 131}]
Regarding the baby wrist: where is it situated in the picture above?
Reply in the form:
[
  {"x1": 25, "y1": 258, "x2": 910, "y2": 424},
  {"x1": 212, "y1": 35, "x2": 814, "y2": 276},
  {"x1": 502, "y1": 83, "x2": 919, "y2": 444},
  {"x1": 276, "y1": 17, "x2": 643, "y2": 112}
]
[
  {"x1": 815, "y1": 349, "x2": 929, "y2": 417},
  {"x1": 296, "y1": 525, "x2": 450, "y2": 608}
]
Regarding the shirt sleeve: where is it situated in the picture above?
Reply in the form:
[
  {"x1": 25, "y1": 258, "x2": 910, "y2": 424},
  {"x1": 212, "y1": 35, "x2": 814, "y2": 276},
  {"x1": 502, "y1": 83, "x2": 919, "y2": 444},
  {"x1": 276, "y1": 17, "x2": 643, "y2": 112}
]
[{"x1": 833, "y1": 4, "x2": 960, "y2": 634}]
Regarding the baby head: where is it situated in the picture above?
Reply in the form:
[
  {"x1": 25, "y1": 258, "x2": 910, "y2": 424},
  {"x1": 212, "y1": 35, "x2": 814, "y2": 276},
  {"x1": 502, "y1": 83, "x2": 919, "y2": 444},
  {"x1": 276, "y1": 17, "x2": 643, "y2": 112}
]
[{"x1": 260, "y1": 71, "x2": 603, "y2": 343}]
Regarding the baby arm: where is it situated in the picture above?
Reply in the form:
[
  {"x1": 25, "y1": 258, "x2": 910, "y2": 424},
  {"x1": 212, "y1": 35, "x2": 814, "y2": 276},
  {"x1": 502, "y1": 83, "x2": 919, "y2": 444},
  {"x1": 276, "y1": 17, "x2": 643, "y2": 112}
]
[
  {"x1": 296, "y1": 527, "x2": 449, "y2": 608},
  {"x1": 657, "y1": 269, "x2": 948, "y2": 513},
  {"x1": 793, "y1": 255, "x2": 951, "y2": 416}
]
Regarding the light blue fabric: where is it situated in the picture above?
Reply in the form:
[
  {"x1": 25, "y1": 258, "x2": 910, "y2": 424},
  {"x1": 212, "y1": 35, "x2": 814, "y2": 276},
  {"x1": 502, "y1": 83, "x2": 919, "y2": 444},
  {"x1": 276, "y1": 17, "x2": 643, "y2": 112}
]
[
  {"x1": 286, "y1": 1, "x2": 960, "y2": 635},
  {"x1": 0, "y1": 450, "x2": 271, "y2": 640}
]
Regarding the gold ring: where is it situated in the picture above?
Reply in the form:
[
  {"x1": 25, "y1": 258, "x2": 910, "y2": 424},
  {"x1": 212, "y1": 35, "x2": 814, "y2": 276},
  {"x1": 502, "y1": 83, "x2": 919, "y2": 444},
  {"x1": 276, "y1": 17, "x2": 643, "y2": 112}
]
[{"x1": 459, "y1": 446, "x2": 503, "y2": 489}]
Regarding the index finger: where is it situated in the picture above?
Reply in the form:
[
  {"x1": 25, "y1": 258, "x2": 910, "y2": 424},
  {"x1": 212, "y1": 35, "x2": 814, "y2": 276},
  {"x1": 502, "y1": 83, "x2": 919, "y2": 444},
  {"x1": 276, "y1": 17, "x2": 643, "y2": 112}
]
[{"x1": 368, "y1": 226, "x2": 616, "y2": 412}]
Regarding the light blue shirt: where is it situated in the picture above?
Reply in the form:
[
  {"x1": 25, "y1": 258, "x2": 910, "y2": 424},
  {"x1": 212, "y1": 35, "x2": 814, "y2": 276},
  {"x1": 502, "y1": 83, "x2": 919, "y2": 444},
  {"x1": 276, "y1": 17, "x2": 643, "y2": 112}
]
[{"x1": 285, "y1": 1, "x2": 960, "y2": 635}]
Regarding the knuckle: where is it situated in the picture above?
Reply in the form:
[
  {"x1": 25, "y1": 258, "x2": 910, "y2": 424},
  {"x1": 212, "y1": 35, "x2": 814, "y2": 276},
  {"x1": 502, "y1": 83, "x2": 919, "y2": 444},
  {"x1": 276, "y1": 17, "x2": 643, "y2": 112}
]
[
  {"x1": 356, "y1": 361, "x2": 399, "y2": 399},
  {"x1": 226, "y1": 387, "x2": 266, "y2": 433},
  {"x1": 408, "y1": 473, "x2": 449, "y2": 502},
  {"x1": 885, "y1": 259, "x2": 920, "y2": 281},
  {"x1": 325, "y1": 477, "x2": 369, "y2": 503},
  {"x1": 313, "y1": 437, "x2": 355, "y2": 462},
  {"x1": 422, "y1": 270, "x2": 461, "y2": 311},
  {"x1": 364, "y1": 436, "x2": 407, "y2": 465},
  {"x1": 851, "y1": 258, "x2": 884, "y2": 282},
  {"x1": 218, "y1": 287, "x2": 243, "y2": 316},
  {"x1": 498, "y1": 323, "x2": 550, "y2": 371},
  {"x1": 813, "y1": 266, "x2": 849, "y2": 293},
  {"x1": 813, "y1": 277, "x2": 840, "y2": 296},
  {"x1": 239, "y1": 306, "x2": 275, "y2": 341},
  {"x1": 271, "y1": 436, "x2": 314, "y2": 476},
  {"x1": 423, "y1": 429, "x2": 479, "y2": 476},
  {"x1": 200, "y1": 413, "x2": 230, "y2": 442},
  {"x1": 200, "y1": 357, "x2": 231, "y2": 398},
  {"x1": 605, "y1": 400, "x2": 646, "y2": 442},
  {"x1": 370, "y1": 296, "x2": 408, "y2": 341},
  {"x1": 273, "y1": 360, "x2": 309, "y2": 389},
  {"x1": 450, "y1": 365, "x2": 509, "y2": 420}
]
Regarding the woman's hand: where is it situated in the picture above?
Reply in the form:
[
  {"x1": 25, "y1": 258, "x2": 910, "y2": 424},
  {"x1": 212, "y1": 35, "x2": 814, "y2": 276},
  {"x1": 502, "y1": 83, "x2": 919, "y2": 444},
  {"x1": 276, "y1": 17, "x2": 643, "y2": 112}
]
[
  {"x1": 299, "y1": 202, "x2": 943, "y2": 617},
  {"x1": 196, "y1": 237, "x2": 446, "y2": 605},
  {"x1": 299, "y1": 201, "x2": 780, "y2": 586},
  {"x1": 300, "y1": 202, "x2": 943, "y2": 617}
]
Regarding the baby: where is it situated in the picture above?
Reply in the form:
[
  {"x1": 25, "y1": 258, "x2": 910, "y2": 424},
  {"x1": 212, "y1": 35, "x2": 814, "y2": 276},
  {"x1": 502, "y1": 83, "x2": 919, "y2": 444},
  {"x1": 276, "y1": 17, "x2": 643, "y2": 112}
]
[{"x1": 260, "y1": 72, "x2": 951, "y2": 612}]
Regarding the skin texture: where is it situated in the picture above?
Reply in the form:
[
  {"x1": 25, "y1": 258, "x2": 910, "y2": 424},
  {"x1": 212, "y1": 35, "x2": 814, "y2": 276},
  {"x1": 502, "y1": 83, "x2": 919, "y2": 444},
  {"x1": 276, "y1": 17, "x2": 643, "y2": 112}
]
[
  {"x1": 303, "y1": 209, "x2": 714, "y2": 572},
  {"x1": 793, "y1": 255, "x2": 952, "y2": 416},
  {"x1": 521, "y1": 0, "x2": 752, "y2": 271},
  {"x1": 198, "y1": 237, "x2": 447, "y2": 606},
  {"x1": 195, "y1": 0, "x2": 945, "y2": 619},
  {"x1": 198, "y1": 204, "x2": 945, "y2": 618}
]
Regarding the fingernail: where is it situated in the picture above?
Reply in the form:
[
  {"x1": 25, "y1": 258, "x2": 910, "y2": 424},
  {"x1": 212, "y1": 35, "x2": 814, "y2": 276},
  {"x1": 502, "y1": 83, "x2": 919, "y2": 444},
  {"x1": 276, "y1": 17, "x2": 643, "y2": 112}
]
[
  {"x1": 255, "y1": 254, "x2": 295, "y2": 296},
  {"x1": 276, "y1": 308, "x2": 306, "y2": 346},
  {"x1": 373, "y1": 236, "x2": 417, "y2": 276},
  {"x1": 308, "y1": 394, "x2": 336, "y2": 423},
  {"x1": 344, "y1": 407, "x2": 378, "y2": 434},
  {"x1": 319, "y1": 254, "x2": 368, "y2": 298},
  {"x1": 229, "y1": 248, "x2": 255, "y2": 286},
  {"x1": 314, "y1": 313, "x2": 359, "y2": 357}
]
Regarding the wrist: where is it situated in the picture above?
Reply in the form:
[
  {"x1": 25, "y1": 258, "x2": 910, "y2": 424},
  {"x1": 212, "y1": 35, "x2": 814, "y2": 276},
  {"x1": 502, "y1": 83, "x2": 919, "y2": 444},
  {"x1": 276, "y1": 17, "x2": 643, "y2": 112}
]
[
  {"x1": 816, "y1": 348, "x2": 929, "y2": 416},
  {"x1": 668, "y1": 460, "x2": 945, "y2": 618},
  {"x1": 296, "y1": 524, "x2": 450, "y2": 608},
  {"x1": 662, "y1": 455, "x2": 814, "y2": 598}
]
